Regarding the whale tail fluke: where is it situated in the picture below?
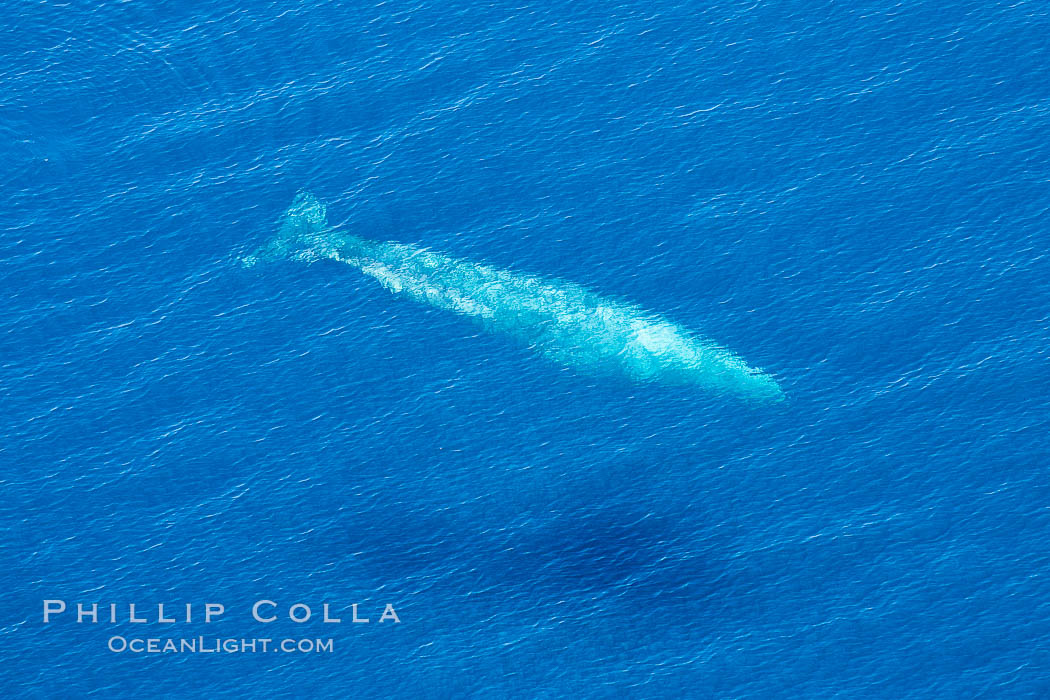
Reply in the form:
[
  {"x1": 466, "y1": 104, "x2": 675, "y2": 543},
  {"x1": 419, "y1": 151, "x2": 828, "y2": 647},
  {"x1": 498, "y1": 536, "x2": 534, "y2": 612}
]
[{"x1": 242, "y1": 191, "x2": 331, "y2": 267}]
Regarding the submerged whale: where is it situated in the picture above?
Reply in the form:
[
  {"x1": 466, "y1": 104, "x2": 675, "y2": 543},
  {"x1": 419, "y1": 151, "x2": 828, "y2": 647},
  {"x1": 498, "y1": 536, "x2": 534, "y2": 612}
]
[{"x1": 244, "y1": 192, "x2": 784, "y2": 402}]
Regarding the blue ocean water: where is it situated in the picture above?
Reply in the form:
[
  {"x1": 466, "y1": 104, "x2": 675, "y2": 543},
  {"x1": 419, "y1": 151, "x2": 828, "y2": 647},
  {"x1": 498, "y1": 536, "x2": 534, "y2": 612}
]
[{"x1": 3, "y1": 0, "x2": 1049, "y2": 697}]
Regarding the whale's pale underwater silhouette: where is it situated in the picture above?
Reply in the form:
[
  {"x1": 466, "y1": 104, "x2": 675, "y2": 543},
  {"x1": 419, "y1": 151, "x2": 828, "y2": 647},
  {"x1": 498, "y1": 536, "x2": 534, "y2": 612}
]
[{"x1": 244, "y1": 192, "x2": 785, "y2": 402}]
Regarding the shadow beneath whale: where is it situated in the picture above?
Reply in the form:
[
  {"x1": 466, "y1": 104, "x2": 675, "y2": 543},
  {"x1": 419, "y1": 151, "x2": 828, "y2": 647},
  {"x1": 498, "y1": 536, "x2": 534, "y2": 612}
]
[{"x1": 331, "y1": 482, "x2": 737, "y2": 619}]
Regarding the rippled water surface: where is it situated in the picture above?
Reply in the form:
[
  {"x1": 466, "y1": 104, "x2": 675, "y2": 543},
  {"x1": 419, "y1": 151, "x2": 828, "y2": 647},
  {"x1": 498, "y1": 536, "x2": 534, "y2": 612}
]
[{"x1": 3, "y1": 1, "x2": 1049, "y2": 697}]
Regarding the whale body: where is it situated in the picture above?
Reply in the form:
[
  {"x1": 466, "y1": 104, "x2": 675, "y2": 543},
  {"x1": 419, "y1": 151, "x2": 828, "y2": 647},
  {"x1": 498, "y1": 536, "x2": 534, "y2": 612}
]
[{"x1": 244, "y1": 192, "x2": 785, "y2": 402}]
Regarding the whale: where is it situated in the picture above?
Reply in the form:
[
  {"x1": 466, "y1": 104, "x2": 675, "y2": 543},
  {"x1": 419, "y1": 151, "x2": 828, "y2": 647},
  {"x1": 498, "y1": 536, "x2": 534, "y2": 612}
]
[{"x1": 244, "y1": 192, "x2": 785, "y2": 402}]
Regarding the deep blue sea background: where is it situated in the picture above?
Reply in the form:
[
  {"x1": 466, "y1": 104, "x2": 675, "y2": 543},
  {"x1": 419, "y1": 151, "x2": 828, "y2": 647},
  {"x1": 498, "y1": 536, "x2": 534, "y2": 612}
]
[{"x1": 3, "y1": 0, "x2": 1049, "y2": 697}]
